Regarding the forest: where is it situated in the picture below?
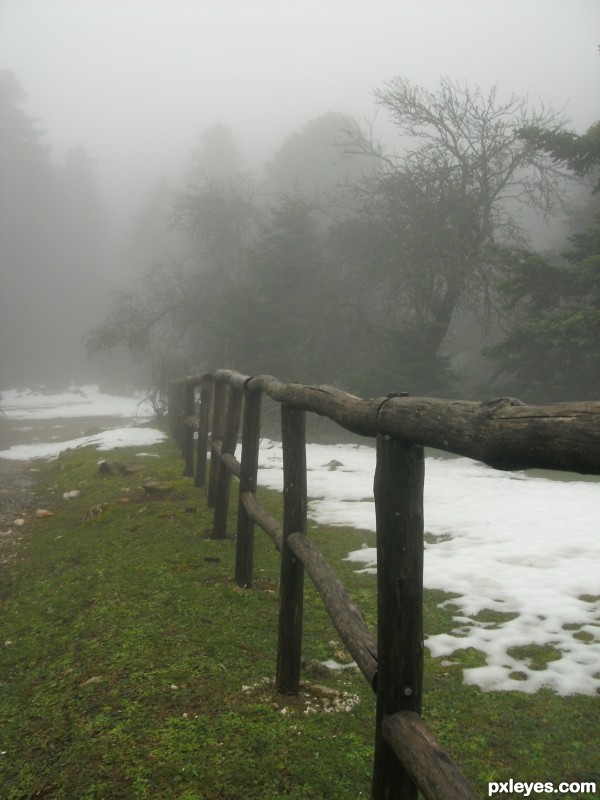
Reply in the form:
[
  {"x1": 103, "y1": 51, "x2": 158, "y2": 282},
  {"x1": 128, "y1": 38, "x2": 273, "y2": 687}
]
[{"x1": 2, "y1": 68, "x2": 599, "y2": 405}]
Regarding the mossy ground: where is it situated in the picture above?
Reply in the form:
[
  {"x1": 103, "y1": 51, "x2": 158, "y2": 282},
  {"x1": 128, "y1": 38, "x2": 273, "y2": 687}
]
[{"x1": 0, "y1": 435, "x2": 597, "y2": 799}]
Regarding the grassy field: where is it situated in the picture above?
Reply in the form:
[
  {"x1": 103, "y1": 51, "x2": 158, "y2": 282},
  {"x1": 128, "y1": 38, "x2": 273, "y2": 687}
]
[{"x1": 0, "y1": 433, "x2": 597, "y2": 799}]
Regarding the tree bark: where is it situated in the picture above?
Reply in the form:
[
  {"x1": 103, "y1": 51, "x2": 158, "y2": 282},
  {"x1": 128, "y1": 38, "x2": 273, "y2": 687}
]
[
  {"x1": 194, "y1": 371, "x2": 600, "y2": 473},
  {"x1": 382, "y1": 711, "x2": 479, "y2": 800},
  {"x1": 276, "y1": 404, "x2": 306, "y2": 694},
  {"x1": 371, "y1": 435, "x2": 425, "y2": 800}
]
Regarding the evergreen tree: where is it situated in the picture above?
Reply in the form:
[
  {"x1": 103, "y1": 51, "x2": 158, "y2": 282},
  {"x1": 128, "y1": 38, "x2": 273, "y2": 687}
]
[
  {"x1": 86, "y1": 126, "x2": 260, "y2": 384},
  {"x1": 0, "y1": 72, "x2": 111, "y2": 385},
  {"x1": 485, "y1": 216, "x2": 600, "y2": 402},
  {"x1": 485, "y1": 118, "x2": 600, "y2": 401},
  {"x1": 218, "y1": 192, "x2": 337, "y2": 382}
]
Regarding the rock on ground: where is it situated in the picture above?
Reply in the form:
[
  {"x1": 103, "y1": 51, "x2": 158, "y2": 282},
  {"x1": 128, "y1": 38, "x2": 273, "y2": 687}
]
[{"x1": 0, "y1": 458, "x2": 37, "y2": 565}]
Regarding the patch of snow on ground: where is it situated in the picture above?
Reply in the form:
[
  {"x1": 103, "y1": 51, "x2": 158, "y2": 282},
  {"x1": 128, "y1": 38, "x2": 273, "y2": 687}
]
[
  {"x1": 0, "y1": 427, "x2": 167, "y2": 461},
  {"x1": 0, "y1": 384, "x2": 152, "y2": 419},
  {"x1": 0, "y1": 385, "x2": 164, "y2": 460},
  {"x1": 258, "y1": 440, "x2": 600, "y2": 696}
]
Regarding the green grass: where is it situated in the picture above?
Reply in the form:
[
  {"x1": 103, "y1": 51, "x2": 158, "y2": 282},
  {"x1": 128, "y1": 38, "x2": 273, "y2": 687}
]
[{"x1": 0, "y1": 436, "x2": 598, "y2": 799}]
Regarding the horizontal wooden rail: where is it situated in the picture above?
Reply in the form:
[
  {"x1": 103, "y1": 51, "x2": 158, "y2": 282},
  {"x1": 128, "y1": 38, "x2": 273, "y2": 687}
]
[
  {"x1": 382, "y1": 711, "x2": 479, "y2": 800},
  {"x1": 220, "y1": 451, "x2": 241, "y2": 479},
  {"x1": 377, "y1": 395, "x2": 600, "y2": 473},
  {"x1": 288, "y1": 531, "x2": 378, "y2": 689},
  {"x1": 246, "y1": 373, "x2": 381, "y2": 437},
  {"x1": 218, "y1": 450, "x2": 379, "y2": 687},
  {"x1": 212, "y1": 410, "x2": 379, "y2": 688},
  {"x1": 240, "y1": 490, "x2": 283, "y2": 550},
  {"x1": 168, "y1": 367, "x2": 596, "y2": 800},
  {"x1": 178, "y1": 370, "x2": 600, "y2": 474}
]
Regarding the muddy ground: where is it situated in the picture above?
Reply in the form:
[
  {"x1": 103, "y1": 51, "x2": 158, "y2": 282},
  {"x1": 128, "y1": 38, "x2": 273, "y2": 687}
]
[{"x1": 0, "y1": 415, "x2": 128, "y2": 559}]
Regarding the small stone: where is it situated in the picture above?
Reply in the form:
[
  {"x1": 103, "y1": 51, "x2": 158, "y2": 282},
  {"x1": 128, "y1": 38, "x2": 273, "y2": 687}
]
[
  {"x1": 79, "y1": 676, "x2": 102, "y2": 687},
  {"x1": 35, "y1": 509, "x2": 53, "y2": 518}
]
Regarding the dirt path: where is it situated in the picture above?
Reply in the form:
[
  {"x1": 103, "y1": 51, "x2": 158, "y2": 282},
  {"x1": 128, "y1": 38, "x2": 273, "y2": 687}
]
[
  {"x1": 0, "y1": 414, "x2": 128, "y2": 564},
  {"x1": 0, "y1": 457, "x2": 38, "y2": 565},
  {"x1": 0, "y1": 453, "x2": 38, "y2": 514}
]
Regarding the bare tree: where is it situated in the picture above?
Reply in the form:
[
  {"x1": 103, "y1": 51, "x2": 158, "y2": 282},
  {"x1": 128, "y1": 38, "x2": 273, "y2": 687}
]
[
  {"x1": 348, "y1": 77, "x2": 569, "y2": 230},
  {"x1": 335, "y1": 78, "x2": 572, "y2": 392}
]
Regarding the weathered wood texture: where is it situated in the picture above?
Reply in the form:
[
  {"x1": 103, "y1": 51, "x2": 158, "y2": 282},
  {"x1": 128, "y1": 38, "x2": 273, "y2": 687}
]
[
  {"x1": 212, "y1": 386, "x2": 243, "y2": 539},
  {"x1": 372, "y1": 436, "x2": 425, "y2": 800},
  {"x1": 235, "y1": 389, "x2": 262, "y2": 588},
  {"x1": 288, "y1": 531, "x2": 377, "y2": 688},
  {"x1": 246, "y1": 373, "x2": 381, "y2": 437},
  {"x1": 213, "y1": 368, "x2": 248, "y2": 392},
  {"x1": 182, "y1": 382, "x2": 196, "y2": 477},
  {"x1": 210, "y1": 370, "x2": 600, "y2": 474},
  {"x1": 207, "y1": 380, "x2": 228, "y2": 508},
  {"x1": 276, "y1": 404, "x2": 306, "y2": 694},
  {"x1": 382, "y1": 712, "x2": 479, "y2": 800},
  {"x1": 377, "y1": 395, "x2": 600, "y2": 473},
  {"x1": 240, "y1": 491, "x2": 283, "y2": 551},
  {"x1": 194, "y1": 382, "x2": 213, "y2": 488},
  {"x1": 168, "y1": 367, "x2": 598, "y2": 799},
  {"x1": 219, "y1": 450, "x2": 241, "y2": 478}
]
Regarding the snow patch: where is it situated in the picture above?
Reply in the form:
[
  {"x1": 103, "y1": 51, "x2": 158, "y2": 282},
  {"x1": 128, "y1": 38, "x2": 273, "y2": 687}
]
[
  {"x1": 257, "y1": 440, "x2": 600, "y2": 696},
  {"x1": 0, "y1": 384, "x2": 152, "y2": 420},
  {"x1": 0, "y1": 427, "x2": 167, "y2": 461}
]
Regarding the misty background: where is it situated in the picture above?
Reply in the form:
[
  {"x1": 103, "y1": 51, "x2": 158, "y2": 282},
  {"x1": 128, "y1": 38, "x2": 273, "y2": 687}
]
[{"x1": 1, "y1": 0, "x2": 599, "y2": 402}]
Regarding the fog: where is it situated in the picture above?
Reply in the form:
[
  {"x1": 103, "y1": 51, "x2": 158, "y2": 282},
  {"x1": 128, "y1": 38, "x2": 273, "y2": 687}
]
[{"x1": 1, "y1": 0, "x2": 599, "y2": 391}]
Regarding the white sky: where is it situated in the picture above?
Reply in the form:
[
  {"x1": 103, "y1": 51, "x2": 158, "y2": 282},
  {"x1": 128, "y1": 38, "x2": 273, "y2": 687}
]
[{"x1": 1, "y1": 0, "x2": 599, "y2": 217}]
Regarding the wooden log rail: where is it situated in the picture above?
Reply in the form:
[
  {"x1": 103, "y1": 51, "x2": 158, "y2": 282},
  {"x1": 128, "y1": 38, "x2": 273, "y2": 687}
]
[
  {"x1": 167, "y1": 370, "x2": 600, "y2": 800},
  {"x1": 172, "y1": 371, "x2": 600, "y2": 473},
  {"x1": 382, "y1": 712, "x2": 479, "y2": 800}
]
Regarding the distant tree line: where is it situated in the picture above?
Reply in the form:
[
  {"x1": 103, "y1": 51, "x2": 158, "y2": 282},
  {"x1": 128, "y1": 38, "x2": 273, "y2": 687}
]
[
  {"x1": 485, "y1": 123, "x2": 600, "y2": 401},
  {"x1": 0, "y1": 70, "x2": 114, "y2": 386},
  {"x1": 6, "y1": 66, "x2": 596, "y2": 403}
]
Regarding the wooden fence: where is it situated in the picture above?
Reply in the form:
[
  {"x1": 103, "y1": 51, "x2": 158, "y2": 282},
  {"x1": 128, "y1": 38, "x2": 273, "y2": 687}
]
[{"x1": 168, "y1": 369, "x2": 600, "y2": 800}]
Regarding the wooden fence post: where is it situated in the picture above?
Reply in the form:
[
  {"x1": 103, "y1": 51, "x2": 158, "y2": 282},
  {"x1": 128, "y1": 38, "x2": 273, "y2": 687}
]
[
  {"x1": 235, "y1": 386, "x2": 262, "y2": 588},
  {"x1": 212, "y1": 384, "x2": 243, "y2": 540},
  {"x1": 208, "y1": 379, "x2": 227, "y2": 509},
  {"x1": 381, "y1": 712, "x2": 480, "y2": 800},
  {"x1": 168, "y1": 381, "x2": 176, "y2": 439},
  {"x1": 195, "y1": 381, "x2": 213, "y2": 488},
  {"x1": 276, "y1": 403, "x2": 306, "y2": 694},
  {"x1": 171, "y1": 380, "x2": 182, "y2": 447},
  {"x1": 182, "y1": 382, "x2": 196, "y2": 477},
  {"x1": 371, "y1": 434, "x2": 425, "y2": 800}
]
